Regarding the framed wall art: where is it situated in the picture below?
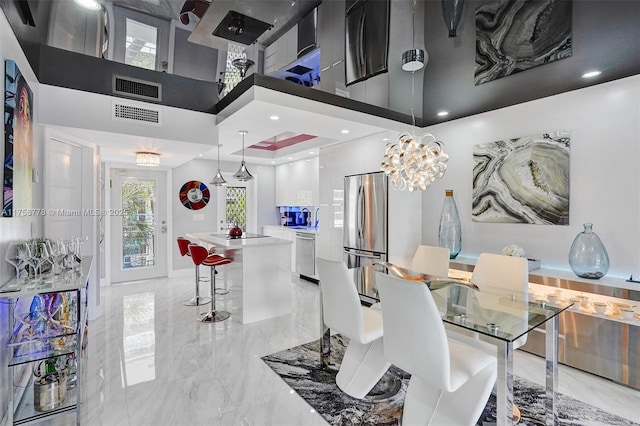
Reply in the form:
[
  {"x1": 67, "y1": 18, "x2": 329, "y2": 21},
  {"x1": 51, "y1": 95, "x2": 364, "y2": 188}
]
[
  {"x1": 179, "y1": 180, "x2": 210, "y2": 210},
  {"x1": 4, "y1": 60, "x2": 33, "y2": 217},
  {"x1": 472, "y1": 131, "x2": 570, "y2": 225}
]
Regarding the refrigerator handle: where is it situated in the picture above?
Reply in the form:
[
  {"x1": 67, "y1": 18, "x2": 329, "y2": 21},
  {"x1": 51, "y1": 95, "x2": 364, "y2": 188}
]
[{"x1": 358, "y1": 184, "x2": 365, "y2": 242}]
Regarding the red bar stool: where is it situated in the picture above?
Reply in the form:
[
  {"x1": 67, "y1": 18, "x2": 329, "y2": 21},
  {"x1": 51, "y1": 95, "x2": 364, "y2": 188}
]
[
  {"x1": 177, "y1": 237, "x2": 211, "y2": 307},
  {"x1": 188, "y1": 244, "x2": 231, "y2": 323}
]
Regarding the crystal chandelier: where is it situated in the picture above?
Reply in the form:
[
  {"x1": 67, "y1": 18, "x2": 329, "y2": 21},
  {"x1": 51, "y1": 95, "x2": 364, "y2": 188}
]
[
  {"x1": 381, "y1": 132, "x2": 448, "y2": 192},
  {"x1": 382, "y1": 0, "x2": 448, "y2": 192},
  {"x1": 136, "y1": 151, "x2": 160, "y2": 167}
]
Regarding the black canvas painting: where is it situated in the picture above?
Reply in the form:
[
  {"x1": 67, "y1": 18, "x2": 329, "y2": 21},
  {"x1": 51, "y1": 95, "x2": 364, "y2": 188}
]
[{"x1": 475, "y1": 0, "x2": 572, "y2": 85}]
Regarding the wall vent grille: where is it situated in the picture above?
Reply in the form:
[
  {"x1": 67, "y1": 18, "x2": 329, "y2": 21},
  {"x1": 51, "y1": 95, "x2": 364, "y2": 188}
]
[
  {"x1": 113, "y1": 103, "x2": 161, "y2": 125},
  {"x1": 113, "y1": 75, "x2": 162, "y2": 101}
]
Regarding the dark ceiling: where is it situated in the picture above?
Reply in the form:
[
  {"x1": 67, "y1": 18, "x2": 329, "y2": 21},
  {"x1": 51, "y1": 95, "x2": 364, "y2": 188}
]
[{"x1": 1, "y1": 0, "x2": 639, "y2": 127}]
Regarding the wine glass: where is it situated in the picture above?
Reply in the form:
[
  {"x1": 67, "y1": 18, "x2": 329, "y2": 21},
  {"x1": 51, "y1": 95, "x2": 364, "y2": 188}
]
[
  {"x1": 28, "y1": 241, "x2": 50, "y2": 287},
  {"x1": 47, "y1": 239, "x2": 67, "y2": 275},
  {"x1": 4, "y1": 241, "x2": 30, "y2": 282}
]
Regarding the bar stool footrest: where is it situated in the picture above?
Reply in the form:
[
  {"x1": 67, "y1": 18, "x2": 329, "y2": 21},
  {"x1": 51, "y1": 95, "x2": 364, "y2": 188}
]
[
  {"x1": 183, "y1": 296, "x2": 212, "y2": 306},
  {"x1": 199, "y1": 311, "x2": 231, "y2": 323}
]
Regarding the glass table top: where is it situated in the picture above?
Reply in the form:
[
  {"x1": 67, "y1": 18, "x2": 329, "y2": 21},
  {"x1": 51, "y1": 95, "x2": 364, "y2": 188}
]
[{"x1": 352, "y1": 263, "x2": 573, "y2": 343}]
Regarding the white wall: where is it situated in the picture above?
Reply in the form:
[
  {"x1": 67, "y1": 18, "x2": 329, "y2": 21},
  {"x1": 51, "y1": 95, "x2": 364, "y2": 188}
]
[
  {"x1": 0, "y1": 9, "x2": 43, "y2": 424},
  {"x1": 171, "y1": 158, "x2": 276, "y2": 271},
  {"x1": 420, "y1": 76, "x2": 640, "y2": 278}
]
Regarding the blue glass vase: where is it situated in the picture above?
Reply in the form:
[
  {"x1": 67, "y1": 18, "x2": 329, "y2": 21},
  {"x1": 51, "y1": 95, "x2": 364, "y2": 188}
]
[
  {"x1": 568, "y1": 223, "x2": 609, "y2": 279},
  {"x1": 438, "y1": 190, "x2": 462, "y2": 259}
]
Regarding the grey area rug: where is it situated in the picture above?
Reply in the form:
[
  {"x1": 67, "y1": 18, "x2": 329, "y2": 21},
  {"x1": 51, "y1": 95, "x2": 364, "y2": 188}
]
[{"x1": 262, "y1": 335, "x2": 638, "y2": 426}]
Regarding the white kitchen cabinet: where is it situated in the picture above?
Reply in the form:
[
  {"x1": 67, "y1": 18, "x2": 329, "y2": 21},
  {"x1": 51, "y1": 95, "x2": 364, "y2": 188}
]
[{"x1": 275, "y1": 157, "x2": 319, "y2": 206}]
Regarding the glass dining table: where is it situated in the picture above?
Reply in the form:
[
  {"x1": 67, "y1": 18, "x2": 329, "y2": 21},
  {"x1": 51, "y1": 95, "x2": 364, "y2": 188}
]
[{"x1": 319, "y1": 263, "x2": 573, "y2": 426}]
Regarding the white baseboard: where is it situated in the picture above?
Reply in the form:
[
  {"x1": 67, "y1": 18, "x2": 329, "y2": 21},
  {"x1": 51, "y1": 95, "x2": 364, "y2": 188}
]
[{"x1": 169, "y1": 268, "x2": 192, "y2": 278}]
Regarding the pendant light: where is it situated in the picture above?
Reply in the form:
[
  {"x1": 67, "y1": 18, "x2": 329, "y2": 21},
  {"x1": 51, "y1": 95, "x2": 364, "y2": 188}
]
[
  {"x1": 210, "y1": 144, "x2": 227, "y2": 186},
  {"x1": 233, "y1": 130, "x2": 254, "y2": 181},
  {"x1": 442, "y1": 0, "x2": 465, "y2": 37},
  {"x1": 401, "y1": 0, "x2": 428, "y2": 71}
]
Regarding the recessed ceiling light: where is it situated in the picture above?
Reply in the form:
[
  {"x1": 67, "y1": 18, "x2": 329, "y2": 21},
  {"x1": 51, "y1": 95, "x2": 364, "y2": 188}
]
[
  {"x1": 437, "y1": 111, "x2": 449, "y2": 117},
  {"x1": 582, "y1": 70, "x2": 602, "y2": 78},
  {"x1": 269, "y1": 115, "x2": 279, "y2": 120},
  {"x1": 382, "y1": 138, "x2": 390, "y2": 141},
  {"x1": 270, "y1": 161, "x2": 276, "y2": 164},
  {"x1": 288, "y1": 157, "x2": 293, "y2": 160},
  {"x1": 320, "y1": 165, "x2": 325, "y2": 169},
  {"x1": 198, "y1": 154, "x2": 203, "y2": 157},
  {"x1": 341, "y1": 129, "x2": 350, "y2": 134},
  {"x1": 74, "y1": 0, "x2": 101, "y2": 10},
  {"x1": 306, "y1": 159, "x2": 311, "y2": 162},
  {"x1": 308, "y1": 151, "x2": 315, "y2": 155}
]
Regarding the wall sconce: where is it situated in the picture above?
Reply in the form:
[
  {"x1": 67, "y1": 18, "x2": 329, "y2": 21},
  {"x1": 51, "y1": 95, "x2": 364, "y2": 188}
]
[{"x1": 136, "y1": 152, "x2": 160, "y2": 167}]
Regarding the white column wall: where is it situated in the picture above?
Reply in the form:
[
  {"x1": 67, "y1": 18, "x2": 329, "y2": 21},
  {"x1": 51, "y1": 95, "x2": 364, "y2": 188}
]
[{"x1": 420, "y1": 76, "x2": 640, "y2": 277}]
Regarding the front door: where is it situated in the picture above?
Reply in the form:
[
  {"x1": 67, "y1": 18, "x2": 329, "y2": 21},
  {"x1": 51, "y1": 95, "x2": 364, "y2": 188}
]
[{"x1": 110, "y1": 169, "x2": 167, "y2": 283}]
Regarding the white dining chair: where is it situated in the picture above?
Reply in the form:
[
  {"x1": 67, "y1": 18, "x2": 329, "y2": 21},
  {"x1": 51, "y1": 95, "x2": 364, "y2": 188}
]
[
  {"x1": 410, "y1": 245, "x2": 451, "y2": 277},
  {"x1": 376, "y1": 273, "x2": 497, "y2": 426},
  {"x1": 471, "y1": 252, "x2": 529, "y2": 348},
  {"x1": 316, "y1": 257, "x2": 390, "y2": 399}
]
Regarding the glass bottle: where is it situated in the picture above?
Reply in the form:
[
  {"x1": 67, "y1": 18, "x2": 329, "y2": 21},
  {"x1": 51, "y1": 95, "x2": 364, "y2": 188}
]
[
  {"x1": 438, "y1": 189, "x2": 462, "y2": 259},
  {"x1": 568, "y1": 223, "x2": 609, "y2": 279}
]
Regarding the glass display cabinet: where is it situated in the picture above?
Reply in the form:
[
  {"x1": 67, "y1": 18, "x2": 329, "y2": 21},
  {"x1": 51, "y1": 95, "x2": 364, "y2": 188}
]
[{"x1": 1, "y1": 257, "x2": 92, "y2": 425}]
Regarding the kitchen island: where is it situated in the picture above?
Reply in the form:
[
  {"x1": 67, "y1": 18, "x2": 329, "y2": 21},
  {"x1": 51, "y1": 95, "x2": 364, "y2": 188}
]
[{"x1": 186, "y1": 232, "x2": 293, "y2": 324}]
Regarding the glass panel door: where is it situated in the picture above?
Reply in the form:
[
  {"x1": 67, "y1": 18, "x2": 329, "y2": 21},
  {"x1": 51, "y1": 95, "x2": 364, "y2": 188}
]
[
  {"x1": 225, "y1": 186, "x2": 246, "y2": 231},
  {"x1": 110, "y1": 169, "x2": 167, "y2": 283},
  {"x1": 122, "y1": 178, "x2": 156, "y2": 269}
]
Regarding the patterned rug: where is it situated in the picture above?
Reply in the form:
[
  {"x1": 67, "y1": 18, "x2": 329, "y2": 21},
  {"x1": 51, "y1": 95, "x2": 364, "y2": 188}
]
[{"x1": 262, "y1": 335, "x2": 638, "y2": 426}]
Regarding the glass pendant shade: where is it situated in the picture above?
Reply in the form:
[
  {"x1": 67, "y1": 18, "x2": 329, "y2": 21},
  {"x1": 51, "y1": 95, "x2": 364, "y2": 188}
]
[
  {"x1": 210, "y1": 144, "x2": 227, "y2": 186},
  {"x1": 233, "y1": 130, "x2": 254, "y2": 181}
]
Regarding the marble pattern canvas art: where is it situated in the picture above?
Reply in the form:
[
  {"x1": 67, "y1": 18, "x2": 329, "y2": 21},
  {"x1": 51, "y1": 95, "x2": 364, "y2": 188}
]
[
  {"x1": 475, "y1": 0, "x2": 573, "y2": 85},
  {"x1": 473, "y1": 132, "x2": 570, "y2": 225}
]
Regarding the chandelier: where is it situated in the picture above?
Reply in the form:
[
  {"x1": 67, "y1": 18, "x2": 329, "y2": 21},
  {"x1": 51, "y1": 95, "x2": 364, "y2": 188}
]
[
  {"x1": 136, "y1": 152, "x2": 160, "y2": 167},
  {"x1": 381, "y1": 0, "x2": 448, "y2": 192},
  {"x1": 381, "y1": 133, "x2": 448, "y2": 192}
]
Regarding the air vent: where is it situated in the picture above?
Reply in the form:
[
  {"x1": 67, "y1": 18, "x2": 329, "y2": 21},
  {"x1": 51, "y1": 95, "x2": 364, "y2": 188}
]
[
  {"x1": 113, "y1": 102, "x2": 160, "y2": 125},
  {"x1": 113, "y1": 75, "x2": 162, "y2": 102}
]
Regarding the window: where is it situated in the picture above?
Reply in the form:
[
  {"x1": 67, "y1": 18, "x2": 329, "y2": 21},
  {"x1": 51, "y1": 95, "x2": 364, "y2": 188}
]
[{"x1": 125, "y1": 18, "x2": 158, "y2": 70}]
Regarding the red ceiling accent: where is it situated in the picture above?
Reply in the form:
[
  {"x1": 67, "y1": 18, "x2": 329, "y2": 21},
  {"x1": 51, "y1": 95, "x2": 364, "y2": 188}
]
[{"x1": 248, "y1": 132, "x2": 317, "y2": 151}]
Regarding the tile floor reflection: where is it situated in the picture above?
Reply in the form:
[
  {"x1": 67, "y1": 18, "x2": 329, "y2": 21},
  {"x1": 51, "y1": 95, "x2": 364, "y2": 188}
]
[{"x1": 43, "y1": 273, "x2": 639, "y2": 425}]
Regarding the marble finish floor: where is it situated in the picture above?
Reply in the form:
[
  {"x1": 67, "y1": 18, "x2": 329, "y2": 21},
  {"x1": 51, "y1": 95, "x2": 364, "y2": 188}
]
[{"x1": 41, "y1": 273, "x2": 639, "y2": 425}]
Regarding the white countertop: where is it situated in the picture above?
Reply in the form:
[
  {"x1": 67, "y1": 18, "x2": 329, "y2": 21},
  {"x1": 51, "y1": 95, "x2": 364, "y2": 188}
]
[
  {"x1": 263, "y1": 225, "x2": 320, "y2": 235},
  {"x1": 186, "y1": 232, "x2": 292, "y2": 249}
]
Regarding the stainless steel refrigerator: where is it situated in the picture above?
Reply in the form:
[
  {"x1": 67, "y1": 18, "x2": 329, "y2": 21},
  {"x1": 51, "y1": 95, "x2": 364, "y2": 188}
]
[{"x1": 343, "y1": 172, "x2": 388, "y2": 302}]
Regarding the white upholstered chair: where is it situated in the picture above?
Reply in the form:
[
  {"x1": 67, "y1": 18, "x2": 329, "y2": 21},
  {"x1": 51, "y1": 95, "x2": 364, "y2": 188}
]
[
  {"x1": 410, "y1": 245, "x2": 451, "y2": 277},
  {"x1": 471, "y1": 252, "x2": 529, "y2": 348},
  {"x1": 316, "y1": 258, "x2": 391, "y2": 399},
  {"x1": 376, "y1": 273, "x2": 497, "y2": 426}
]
